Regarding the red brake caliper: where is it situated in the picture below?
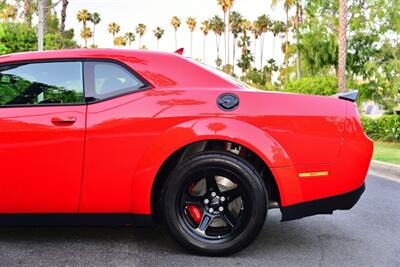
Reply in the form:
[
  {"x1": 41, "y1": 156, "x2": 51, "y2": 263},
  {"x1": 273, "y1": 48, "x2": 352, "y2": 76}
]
[{"x1": 187, "y1": 183, "x2": 202, "y2": 224}]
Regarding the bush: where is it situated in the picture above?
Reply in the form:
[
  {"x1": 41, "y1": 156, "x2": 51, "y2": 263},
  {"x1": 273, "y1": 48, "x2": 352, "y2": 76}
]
[
  {"x1": 361, "y1": 115, "x2": 400, "y2": 142},
  {"x1": 284, "y1": 75, "x2": 338, "y2": 96}
]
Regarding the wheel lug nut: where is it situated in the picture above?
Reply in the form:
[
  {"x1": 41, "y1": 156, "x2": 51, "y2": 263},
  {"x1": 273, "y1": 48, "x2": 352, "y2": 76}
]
[
  {"x1": 219, "y1": 206, "x2": 224, "y2": 212},
  {"x1": 221, "y1": 196, "x2": 225, "y2": 202},
  {"x1": 211, "y1": 192, "x2": 216, "y2": 197},
  {"x1": 204, "y1": 199, "x2": 209, "y2": 204},
  {"x1": 209, "y1": 208, "x2": 214, "y2": 213}
]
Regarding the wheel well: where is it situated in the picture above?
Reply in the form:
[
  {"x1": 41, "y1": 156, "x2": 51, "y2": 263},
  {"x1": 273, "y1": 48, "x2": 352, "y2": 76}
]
[{"x1": 150, "y1": 140, "x2": 281, "y2": 223}]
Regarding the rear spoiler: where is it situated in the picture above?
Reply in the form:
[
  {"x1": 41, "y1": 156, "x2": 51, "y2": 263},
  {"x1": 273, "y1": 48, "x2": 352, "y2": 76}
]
[{"x1": 333, "y1": 90, "x2": 358, "y2": 102}]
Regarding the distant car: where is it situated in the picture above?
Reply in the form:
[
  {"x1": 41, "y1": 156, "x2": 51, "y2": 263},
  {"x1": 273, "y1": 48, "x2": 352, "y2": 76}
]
[{"x1": 0, "y1": 49, "x2": 373, "y2": 255}]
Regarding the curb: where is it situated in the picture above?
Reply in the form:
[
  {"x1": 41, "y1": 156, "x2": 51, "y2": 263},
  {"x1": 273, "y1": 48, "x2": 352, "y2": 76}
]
[{"x1": 369, "y1": 160, "x2": 400, "y2": 181}]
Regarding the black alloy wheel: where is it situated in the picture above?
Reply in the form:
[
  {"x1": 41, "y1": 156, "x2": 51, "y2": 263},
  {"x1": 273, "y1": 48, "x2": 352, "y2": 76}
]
[{"x1": 162, "y1": 152, "x2": 268, "y2": 256}]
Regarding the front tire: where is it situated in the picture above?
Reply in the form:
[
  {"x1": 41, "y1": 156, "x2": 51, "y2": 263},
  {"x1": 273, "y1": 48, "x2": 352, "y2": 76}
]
[{"x1": 161, "y1": 152, "x2": 267, "y2": 256}]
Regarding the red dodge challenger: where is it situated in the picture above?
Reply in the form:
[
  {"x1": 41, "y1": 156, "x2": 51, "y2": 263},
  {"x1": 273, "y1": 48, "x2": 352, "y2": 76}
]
[{"x1": 0, "y1": 49, "x2": 373, "y2": 255}]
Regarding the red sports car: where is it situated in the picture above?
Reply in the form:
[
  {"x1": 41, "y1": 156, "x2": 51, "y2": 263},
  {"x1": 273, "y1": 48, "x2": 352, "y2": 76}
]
[{"x1": 0, "y1": 49, "x2": 373, "y2": 255}]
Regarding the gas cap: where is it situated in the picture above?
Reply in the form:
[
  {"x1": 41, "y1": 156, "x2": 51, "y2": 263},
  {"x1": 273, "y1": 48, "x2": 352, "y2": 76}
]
[{"x1": 217, "y1": 93, "x2": 240, "y2": 111}]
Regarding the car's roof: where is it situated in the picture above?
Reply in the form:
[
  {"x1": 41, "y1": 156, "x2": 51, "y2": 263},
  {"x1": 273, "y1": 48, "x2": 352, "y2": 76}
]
[{"x1": 0, "y1": 49, "x2": 170, "y2": 63}]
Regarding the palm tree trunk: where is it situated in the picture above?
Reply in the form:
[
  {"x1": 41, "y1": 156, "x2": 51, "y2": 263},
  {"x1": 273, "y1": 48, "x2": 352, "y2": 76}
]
[
  {"x1": 232, "y1": 37, "x2": 236, "y2": 75},
  {"x1": 296, "y1": 2, "x2": 301, "y2": 79},
  {"x1": 227, "y1": 9, "x2": 230, "y2": 66},
  {"x1": 175, "y1": 31, "x2": 177, "y2": 49},
  {"x1": 23, "y1": 0, "x2": 31, "y2": 26},
  {"x1": 253, "y1": 38, "x2": 257, "y2": 68},
  {"x1": 190, "y1": 32, "x2": 193, "y2": 57},
  {"x1": 203, "y1": 35, "x2": 206, "y2": 62},
  {"x1": 338, "y1": 0, "x2": 347, "y2": 92},
  {"x1": 285, "y1": 6, "x2": 289, "y2": 83},
  {"x1": 272, "y1": 36, "x2": 276, "y2": 60},
  {"x1": 157, "y1": 40, "x2": 159, "y2": 50},
  {"x1": 60, "y1": 0, "x2": 68, "y2": 36},
  {"x1": 139, "y1": 37, "x2": 142, "y2": 48},
  {"x1": 260, "y1": 34, "x2": 264, "y2": 78},
  {"x1": 223, "y1": 12, "x2": 227, "y2": 65},
  {"x1": 92, "y1": 25, "x2": 96, "y2": 47}
]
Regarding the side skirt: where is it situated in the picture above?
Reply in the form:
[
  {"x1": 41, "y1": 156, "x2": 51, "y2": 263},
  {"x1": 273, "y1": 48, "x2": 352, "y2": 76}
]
[
  {"x1": 0, "y1": 214, "x2": 155, "y2": 227},
  {"x1": 280, "y1": 183, "x2": 365, "y2": 222}
]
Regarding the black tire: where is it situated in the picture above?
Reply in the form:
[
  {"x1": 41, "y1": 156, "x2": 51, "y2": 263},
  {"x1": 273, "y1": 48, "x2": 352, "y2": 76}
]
[{"x1": 161, "y1": 151, "x2": 268, "y2": 256}]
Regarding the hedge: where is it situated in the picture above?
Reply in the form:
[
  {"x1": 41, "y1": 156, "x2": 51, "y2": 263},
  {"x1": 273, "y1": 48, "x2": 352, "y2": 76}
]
[
  {"x1": 361, "y1": 115, "x2": 400, "y2": 142},
  {"x1": 284, "y1": 75, "x2": 338, "y2": 96}
]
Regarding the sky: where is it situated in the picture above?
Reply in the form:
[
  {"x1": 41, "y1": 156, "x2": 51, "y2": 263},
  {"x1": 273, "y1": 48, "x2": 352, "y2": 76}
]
[{"x1": 56, "y1": 0, "x2": 289, "y2": 70}]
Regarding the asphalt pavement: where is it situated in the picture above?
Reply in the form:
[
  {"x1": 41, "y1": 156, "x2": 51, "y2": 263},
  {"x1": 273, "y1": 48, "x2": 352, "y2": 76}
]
[{"x1": 0, "y1": 174, "x2": 398, "y2": 267}]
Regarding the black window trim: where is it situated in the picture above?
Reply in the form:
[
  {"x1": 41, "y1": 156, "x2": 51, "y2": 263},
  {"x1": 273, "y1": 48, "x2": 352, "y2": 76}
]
[{"x1": 0, "y1": 58, "x2": 152, "y2": 108}]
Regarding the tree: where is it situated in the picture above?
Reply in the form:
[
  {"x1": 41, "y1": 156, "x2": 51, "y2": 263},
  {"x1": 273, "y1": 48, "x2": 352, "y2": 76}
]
[
  {"x1": 60, "y1": 0, "x2": 68, "y2": 35},
  {"x1": 77, "y1": 9, "x2": 92, "y2": 47},
  {"x1": 0, "y1": 3, "x2": 17, "y2": 22},
  {"x1": 80, "y1": 27, "x2": 92, "y2": 48},
  {"x1": 171, "y1": 16, "x2": 181, "y2": 49},
  {"x1": 338, "y1": 0, "x2": 347, "y2": 92},
  {"x1": 108, "y1": 22, "x2": 120, "y2": 46},
  {"x1": 21, "y1": 0, "x2": 32, "y2": 26},
  {"x1": 272, "y1": 0, "x2": 295, "y2": 83},
  {"x1": 225, "y1": 0, "x2": 235, "y2": 65},
  {"x1": 237, "y1": 19, "x2": 253, "y2": 75},
  {"x1": 113, "y1": 36, "x2": 127, "y2": 47},
  {"x1": 210, "y1": 15, "x2": 225, "y2": 68},
  {"x1": 200, "y1": 20, "x2": 210, "y2": 62},
  {"x1": 272, "y1": 20, "x2": 285, "y2": 59},
  {"x1": 251, "y1": 21, "x2": 259, "y2": 68},
  {"x1": 125, "y1": 32, "x2": 135, "y2": 47},
  {"x1": 230, "y1": 11, "x2": 243, "y2": 75},
  {"x1": 255, "y1": 15, "x2": 272, "y2": 78},
  {"x1": 153, "y1": 27, "x2": 164, "y2": 50},
  {"x1": 135, "y1": 23, "x2": 146, "y2": 48},
  {"x1": 186, "y1": 17, "x2": 196, "y2": 57},
  {"x1": 91, "y1": 12, "x2": 101, "y2": 47},
  {"x1": 216, "y1": 0, "x2": 229, "y2": 65}
]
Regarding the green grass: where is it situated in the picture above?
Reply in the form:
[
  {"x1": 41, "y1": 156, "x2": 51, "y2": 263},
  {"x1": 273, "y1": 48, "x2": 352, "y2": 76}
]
[{"x1": 373, "y1": 142, "x2": 400, "y2": 165}]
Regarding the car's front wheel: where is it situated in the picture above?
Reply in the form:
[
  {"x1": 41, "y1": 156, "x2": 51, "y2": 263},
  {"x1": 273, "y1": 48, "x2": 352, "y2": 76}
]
[{"x1": 161, "y1": 152, "x2": 268, "y2": 256}]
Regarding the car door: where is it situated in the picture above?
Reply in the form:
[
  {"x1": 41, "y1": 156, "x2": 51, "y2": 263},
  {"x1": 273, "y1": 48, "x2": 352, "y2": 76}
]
[{"x1": 0, "y1": 61, "x2": 86, "y2": 213}]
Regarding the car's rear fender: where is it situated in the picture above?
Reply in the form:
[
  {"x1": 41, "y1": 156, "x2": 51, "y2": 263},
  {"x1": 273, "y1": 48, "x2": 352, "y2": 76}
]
[{"x1": 130, "y1": 118, "x2": 296, "y2": 214}]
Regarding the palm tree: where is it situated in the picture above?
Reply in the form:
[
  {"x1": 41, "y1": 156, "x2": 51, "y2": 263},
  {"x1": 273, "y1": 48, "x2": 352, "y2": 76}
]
[
  {"x1": 125, "y1": 32, "x2": 135, "y2": 47},
  {"x1": 338, "y1": 0, "x2": 347, "y2": 92},
  {"x1": 22, "y1": 0, "x2": 32, "y2": 26},
  {"x1": 252, "y1": 21, "x2": 260, "y2": 68},
  {"x1": 200, "y1": 20, "x2": 210, "y2": 62},
  {"x1": 171, "y1": 16, "x2": 181, "y2": 49},
  {"x1": 108, "y1": 22, "x2": 121, "y2": 46},
  {"x1": 77, "y1": 9, "x2": 92, "y2": 47},
  {"x1": 80, "y1": 27, "x2": 93, "y2": 48},
  {"x1": 136, "y1": 23, "x2": 146, "y2": 48},
  {"x1": 255, "y1": 15, "x2": 272, "y2": 76},
  {"x1": 272, "y1": 20, "x2": 285, "y2": 60},
  {"x1": 237, "y1": 19, "x2": 253, "y2": 75},
  {"x1": 186, "y1": 17, "x2": 197, "y2": 57},
  {"x1": 216, "y1": 0, "x2": 229, "y2": 65},
  {"x1": 272, "y1": 0, "x2": 295, "y2": 83},
  {"x1": 91, "y1": 12, "x2": 101, "y2": 47},
  {"x1": 230, "y1": 11, "x2": 243, "y2": 75},
  {"x1": 225, "y1": 0, "x2": 235, "y2": 65},
  {"x1": 60, "y1": 0, "x2": 69, "y2": 35},
  {"x1": 0, "y1": 4, "x2": 17, "y2": 22},
  {"x1": 153, "y1": 27, "x2": 165, "y2": 50},
  {"x1": 210, "y1": 15, "x2": 225, "y2": 69},
  {"x1": 114, "y1": 36, "x2": 127, "y2": 47}
]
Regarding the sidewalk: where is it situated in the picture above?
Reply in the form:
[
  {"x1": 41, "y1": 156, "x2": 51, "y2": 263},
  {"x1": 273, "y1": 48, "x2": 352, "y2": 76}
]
[{"x1": 369, "y1": 160, "x2": 400, "y2": 182}]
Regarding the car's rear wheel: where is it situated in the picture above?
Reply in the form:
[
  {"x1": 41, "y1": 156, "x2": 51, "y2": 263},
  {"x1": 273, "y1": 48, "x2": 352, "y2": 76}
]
[{"x1": 161, "y1": 152, "x2": 267, "y2": 256}]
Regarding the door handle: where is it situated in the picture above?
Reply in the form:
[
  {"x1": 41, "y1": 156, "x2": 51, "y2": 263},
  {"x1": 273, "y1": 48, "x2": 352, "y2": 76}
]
[{"x1": 51, "y1": 117, "x2": 77, "y2": 126}]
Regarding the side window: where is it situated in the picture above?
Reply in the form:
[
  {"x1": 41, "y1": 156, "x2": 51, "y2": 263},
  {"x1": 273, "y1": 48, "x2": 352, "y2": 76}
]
[
  {"x1": 0, "y1": 62, "x2": 84, "y2": 106},
  {"x1": 84, "y1": 61, "x2": 147, "y2": 101}
]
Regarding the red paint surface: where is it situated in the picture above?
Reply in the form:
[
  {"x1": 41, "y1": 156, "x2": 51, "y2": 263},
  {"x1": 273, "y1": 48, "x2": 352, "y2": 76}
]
[{"x1": 0, "y1": 49, "x2": 373, "y2": 214}]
